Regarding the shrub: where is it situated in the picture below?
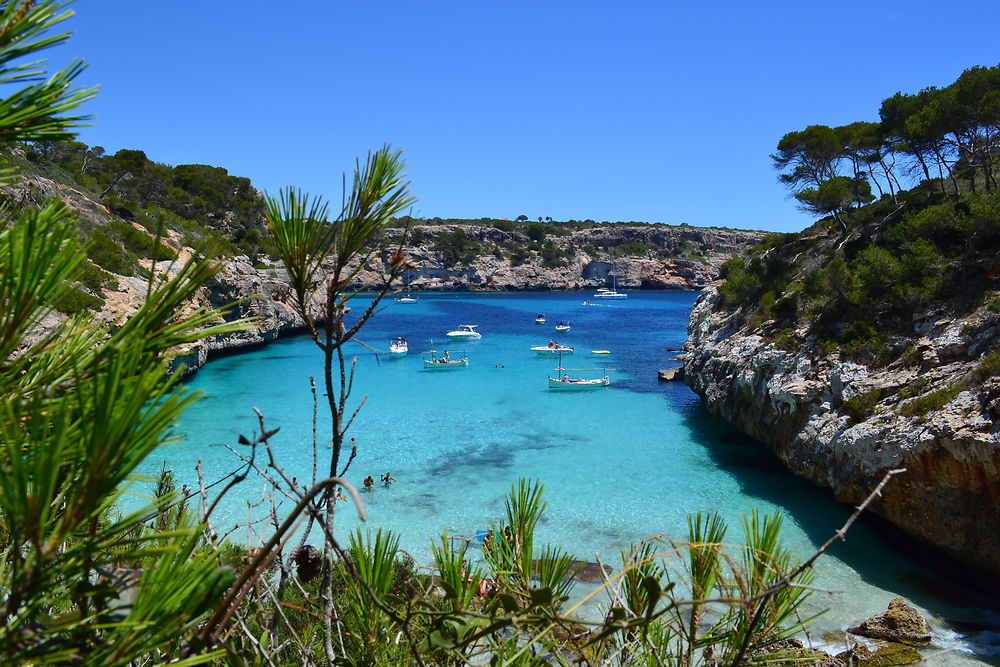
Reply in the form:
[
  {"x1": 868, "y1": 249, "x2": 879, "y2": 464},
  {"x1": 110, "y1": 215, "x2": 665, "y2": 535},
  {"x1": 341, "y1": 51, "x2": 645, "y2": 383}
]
[
  {"x1": 772, "y1": 328, "x2": 800, "y2": 353},
  {"x1": 526, "y1": 223, "x2": 546, "y2": 242},
  {"x1": 842, "y1": 389, "x2": 881, "y2": 423},
  {"x1": 53, "y1": 286, "x2": 104, "y2": 314},
  {"x1": 900, "y1": 385, "x2": 963, "y2": 417},
  {"x1": 86, "y1": 228, "x2": 137, "y2": 275},
  {"x1": 897, "y1": 376, "x2": 930, "y2": 399}
]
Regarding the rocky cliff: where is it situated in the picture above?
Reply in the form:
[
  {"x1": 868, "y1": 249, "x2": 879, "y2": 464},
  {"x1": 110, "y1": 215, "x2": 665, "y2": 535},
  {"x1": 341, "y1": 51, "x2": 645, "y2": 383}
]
[
  {"x1": 682, "y1": 215, "x2": 1000, "y2": 578},
  {"x1": 11, "y1": 173, "x2": 765, "y2": 373}
]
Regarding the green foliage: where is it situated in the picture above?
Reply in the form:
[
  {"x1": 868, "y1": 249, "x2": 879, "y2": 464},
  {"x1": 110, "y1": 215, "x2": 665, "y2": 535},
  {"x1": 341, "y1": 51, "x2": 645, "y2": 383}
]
[
  {"x1": 526, "y1": 222, "x2": 546, "y2": 242},
  {"x1": 107, "y1": 219, "x2": 178, "y2": 261},
  {"x1": 86, "y1": 227, "x2": 138, "y2": 274},
  {"x1": 52, "y1": 285, "x2": 104, "y2": 314},
  {"x1": 900, "y1": 385, "x2": 963, "y2": 417},
  {"x1": 897, "y1": 376, "x2": 930, "y2": 399},
  {"x1": 408, "y1": 225, "x2": 425, "y2": 245},
  {"x1": 971, "y1": 348, "x2": 1000, "y2": 383},
  {"x1": 842, "y1": 389, "x2": 882, "y2": 423},
  {"x1": 773, "y1": 327, "x2": 800, "y2": 353},
  {"x1": 619, "y1": 240, "x2": 647, "y2": 257},
  {"x1": 433, "y1": 227, "x2": 481, "y2": 263}
]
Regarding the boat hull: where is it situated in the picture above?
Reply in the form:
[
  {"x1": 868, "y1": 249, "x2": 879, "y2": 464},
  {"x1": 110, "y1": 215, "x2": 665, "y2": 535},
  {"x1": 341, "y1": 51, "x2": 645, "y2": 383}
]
[
  {"x1": 547, "y1": 376, "x2": 610, "y2": 389},
  {"x1": 592, "y1": 293, "x2": 626, "y2": 300},
  {"x1": 423, "y1": 359, "x2": 469, "y2": 369},
  {"x1": 446, "y1": 333, "x2": 481, "y2": 339},
  {"x1": 531, "y1": 347, "x2": 573, "y2": 355}
]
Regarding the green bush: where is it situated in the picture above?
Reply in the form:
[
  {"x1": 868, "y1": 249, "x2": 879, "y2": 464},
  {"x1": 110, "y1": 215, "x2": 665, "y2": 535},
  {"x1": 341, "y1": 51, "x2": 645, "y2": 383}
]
[
  {"x1": 53, "y1": 287, "x2": 104, "y2": 315},
  {"x1": 86, "y1": 228, "x2": 137, "y2": 275},
  {"x1": 433, "y1": 228, "x2": 481, "y2": 263},
  {"x1": 842, "y1": 389, "x2": 881, "y2": 423},
  {"x1": 900, "y1": 385, "x2": 963, "y2": 417},
  {"x1": 772, "y1": 328, "x2": 800, "y2": 353},
  {"x1": 897, "y1": 376, "x2": 930, "y2": 399}
]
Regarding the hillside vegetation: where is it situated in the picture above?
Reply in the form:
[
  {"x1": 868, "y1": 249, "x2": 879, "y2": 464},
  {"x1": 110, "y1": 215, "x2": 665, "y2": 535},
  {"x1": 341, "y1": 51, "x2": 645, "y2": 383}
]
[{"x1": 717, "y1": 64, "x2": 1000, "y2": 372}]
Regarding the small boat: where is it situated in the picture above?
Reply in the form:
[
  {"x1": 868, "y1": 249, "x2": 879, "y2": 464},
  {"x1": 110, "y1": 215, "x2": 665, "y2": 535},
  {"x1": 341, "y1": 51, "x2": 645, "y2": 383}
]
[
  {"x1": 531, "y1": 342, "x2": 574, "y2": 355},
  {"x1": 582, "y1": 301, "x2": 594, "y2": 306},
  {"x1": 423, "y1": 350, "x2": 469, "y2": 369},
  {"x1": 395, "y1": 294, "x2": 419, "y2": 304},
  {"x1": 593, "y1": 250, "x2": 627, "y2": 299},
  {"x1": 591, "y1": 350, "x2": 612, "y2": 355},
  {"x1": 548, "y1": 375, "x2": 610, "y2": 389},
  {"x1": 547, "y1": 353, "x2": 611, "y2": 389},
  {"x1": 446, "y1": 324, "x2": 481, "y2": 340},
  {"x1": 535, "y1": 313, "x2": 546, "y2": 324},
  {"x1": 388, "y1": 338, "x2": 408, "y2": 356},
  {"x1": 554, "y1": 322, "x2": 570, "y2": 333}
]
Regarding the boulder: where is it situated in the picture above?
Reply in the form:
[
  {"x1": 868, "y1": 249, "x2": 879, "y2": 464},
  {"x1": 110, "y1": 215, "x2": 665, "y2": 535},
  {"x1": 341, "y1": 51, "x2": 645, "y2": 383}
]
[
  {"x1": 835, "y1": 641, "x2": 921, "y2": 666},
  {"x1": 658, "y1": 367, "x2": 685, "y2": 382},
  {"x1": 848, "y1": 598, "x2": 932, "y2": 644}
]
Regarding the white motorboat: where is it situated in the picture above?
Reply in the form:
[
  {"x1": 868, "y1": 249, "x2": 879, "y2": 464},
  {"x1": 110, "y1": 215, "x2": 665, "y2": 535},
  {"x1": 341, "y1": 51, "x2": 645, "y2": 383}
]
[
  {"x1": 388, "y1": 338, "x2": 408, "y2": 356},
  {"x1": 423, "y1": 350, "x2": 469, "y2": 369},
  {"x1": 395, "y1": 294, "x2": 419, "y2": 304},
  {"x1": 531, "y1": 342, "x2": 574, "y2": 355},
  {"x1": 554, "y1": 322, "x2": 571, "y2": 333},
  {"x1": 446, "y1": 324, "x2": 481, "y2": 340},
  {"x1": 535, "y1": 313, "x2": 546, "y2": 324}
]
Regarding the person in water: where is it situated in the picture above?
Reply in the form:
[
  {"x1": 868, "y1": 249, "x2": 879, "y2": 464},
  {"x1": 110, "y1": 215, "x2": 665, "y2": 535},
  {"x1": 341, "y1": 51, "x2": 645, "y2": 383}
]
[
  {"x1": 363, "y1": 475, "x2": 374, "y2": 489},
  {"x1": 334, "y1": 487, "x2": 348, "y2": 502},
  {"x1": 381, "y1": 472, "x2": 396, "y2": 486}
]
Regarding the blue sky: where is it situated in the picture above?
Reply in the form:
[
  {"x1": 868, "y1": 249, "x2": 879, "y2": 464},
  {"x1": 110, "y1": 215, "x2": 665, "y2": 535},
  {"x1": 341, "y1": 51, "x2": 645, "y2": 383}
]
[{"x1": 52, "y1": 1, "x2": 1000, "y2": 233}]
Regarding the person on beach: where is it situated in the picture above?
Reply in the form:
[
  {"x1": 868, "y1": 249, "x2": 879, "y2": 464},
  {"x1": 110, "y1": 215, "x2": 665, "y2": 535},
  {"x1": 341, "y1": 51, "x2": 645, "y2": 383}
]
[
  {"x1": 381, "y1": 472, "x2": 396, "y2": 486},
  {"x1": 363, "y1": 475, "x2": 374, "y2": 489}
]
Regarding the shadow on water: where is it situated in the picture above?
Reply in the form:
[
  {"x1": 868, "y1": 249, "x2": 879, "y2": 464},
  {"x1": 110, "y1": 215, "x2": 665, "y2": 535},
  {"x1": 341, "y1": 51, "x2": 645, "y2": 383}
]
[{"x1": 676, "y1": 398, "x2": 1000, "y2": 660}]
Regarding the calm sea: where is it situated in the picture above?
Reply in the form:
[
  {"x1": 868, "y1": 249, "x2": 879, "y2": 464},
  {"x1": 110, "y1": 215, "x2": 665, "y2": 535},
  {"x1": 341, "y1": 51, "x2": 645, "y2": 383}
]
[{"x1": 134, "y1": 291, "x2": 999, "y2": 664}]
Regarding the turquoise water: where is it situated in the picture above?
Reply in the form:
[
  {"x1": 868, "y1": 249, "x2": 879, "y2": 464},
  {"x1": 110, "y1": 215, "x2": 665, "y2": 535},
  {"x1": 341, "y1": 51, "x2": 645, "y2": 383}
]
[{"x1": 139, "y1": 292, "x2": 998, "y2": 663}]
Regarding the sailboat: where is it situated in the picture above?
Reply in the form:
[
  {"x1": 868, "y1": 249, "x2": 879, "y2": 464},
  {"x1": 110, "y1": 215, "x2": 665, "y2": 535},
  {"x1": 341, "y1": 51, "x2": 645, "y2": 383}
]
[
  {"x1": 394, "y1": 269, "x2": 419, "y2": 303},
  {"x1": 593, "y1": 250, "x2": 627, "y2": 300}
]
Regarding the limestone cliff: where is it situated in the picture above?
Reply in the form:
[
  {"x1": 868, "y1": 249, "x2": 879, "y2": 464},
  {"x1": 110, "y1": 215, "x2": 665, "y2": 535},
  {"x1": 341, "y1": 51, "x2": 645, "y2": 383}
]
[
  {"x1": 682, "y1": 214, "x2": 1000, "y2": 577},
  {"x1": 10, "y1": 173, "x2": 764, "y2": 373}
]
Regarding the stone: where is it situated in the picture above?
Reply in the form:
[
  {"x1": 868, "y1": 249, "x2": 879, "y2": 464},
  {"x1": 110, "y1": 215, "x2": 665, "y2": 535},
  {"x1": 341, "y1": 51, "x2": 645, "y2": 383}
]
[
  {"x1": 847, "y1": 598, "x2": 932, "y2": 644},
  {"x1": 835, "y1": 641, "x2": 921, "y2": 666},
  {"x1": 658, "y1": 366, "x2": 685, "y2": 382}
]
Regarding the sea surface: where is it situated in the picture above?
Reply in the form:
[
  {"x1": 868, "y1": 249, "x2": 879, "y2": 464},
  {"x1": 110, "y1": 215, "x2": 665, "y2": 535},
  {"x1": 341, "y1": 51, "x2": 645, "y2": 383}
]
[{"x1": 134, "y1": 291, "x2": 1000, "y2": 664}]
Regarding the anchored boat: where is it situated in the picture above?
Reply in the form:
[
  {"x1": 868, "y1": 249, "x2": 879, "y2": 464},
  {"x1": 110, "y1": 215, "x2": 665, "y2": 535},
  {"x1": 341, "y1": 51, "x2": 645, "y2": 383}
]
[{"x1": 446, "y1": 324, "x2": 482, "y2": 340}]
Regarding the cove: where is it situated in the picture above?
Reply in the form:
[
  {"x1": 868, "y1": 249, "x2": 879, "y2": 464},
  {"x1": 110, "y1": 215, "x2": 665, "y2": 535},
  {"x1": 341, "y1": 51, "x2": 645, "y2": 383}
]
[{"x1": 136, "y1": 291, "x2": 1000, "y2": 664}]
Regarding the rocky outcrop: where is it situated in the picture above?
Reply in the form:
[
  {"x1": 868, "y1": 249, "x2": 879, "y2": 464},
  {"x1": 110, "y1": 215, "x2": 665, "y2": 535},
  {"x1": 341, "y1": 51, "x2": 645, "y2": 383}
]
[
  {"x1": 683, "y1": 286, "x2": 1000, "y2": 576},
  {"x1": 371, "y1": 224, "x2": 765, "y2": 291},
  {"x1": 848, "y1": 598, "x2": 932, "y2": 645}
]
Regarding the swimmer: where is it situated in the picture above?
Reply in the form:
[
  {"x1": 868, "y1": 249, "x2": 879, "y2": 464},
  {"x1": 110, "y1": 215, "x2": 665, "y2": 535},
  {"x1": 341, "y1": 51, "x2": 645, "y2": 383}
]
[
  {"x1": 363, "y1": 475, "x2": 374, "y2": 489},
  {"x1": 381, "y1": 472, "x2": 396, "y2": 486},
  {"x1": 334, "y1": 487, "x2": 348, "y2": 502}
]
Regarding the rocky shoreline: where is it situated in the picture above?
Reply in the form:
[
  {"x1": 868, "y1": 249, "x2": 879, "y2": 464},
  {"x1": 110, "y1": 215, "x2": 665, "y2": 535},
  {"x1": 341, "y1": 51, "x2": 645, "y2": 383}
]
[{"x1": 682, "y1": 285, "x2": 1000, "y2": 580}]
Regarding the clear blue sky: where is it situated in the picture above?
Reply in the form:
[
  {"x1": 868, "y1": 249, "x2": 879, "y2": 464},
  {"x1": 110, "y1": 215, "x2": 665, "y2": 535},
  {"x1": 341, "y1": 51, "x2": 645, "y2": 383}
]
[{"x1": 52, "y1": 1, "x2": 1000, "y2": 233}]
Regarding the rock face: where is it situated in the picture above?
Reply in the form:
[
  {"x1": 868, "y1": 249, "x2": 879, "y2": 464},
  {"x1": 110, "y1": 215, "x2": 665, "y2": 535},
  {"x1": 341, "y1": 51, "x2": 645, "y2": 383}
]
[
  {"x1": 848, "y1": 598, "x2": 932, "y2": 645},
  {"x1": 683, "y1": 286, "x2": 1000, "y2": 577},
  {"x1": 375, "y1": 224, "x2": 765, "y2": 292},
  {"x1": 11, "y1": 173, "x2": 764, "y2": 376}
]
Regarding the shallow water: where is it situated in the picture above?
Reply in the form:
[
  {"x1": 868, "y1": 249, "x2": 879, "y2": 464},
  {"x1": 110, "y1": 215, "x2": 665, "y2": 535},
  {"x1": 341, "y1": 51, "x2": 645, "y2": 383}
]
[{"x1": 135, "y1": 292, "x2": 1000, "y2": 664}]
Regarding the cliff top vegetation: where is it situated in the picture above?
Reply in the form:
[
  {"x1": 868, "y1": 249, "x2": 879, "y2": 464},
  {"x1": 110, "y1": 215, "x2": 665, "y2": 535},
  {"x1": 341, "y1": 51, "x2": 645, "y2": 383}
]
[{"x1": 716, "y1": 63, "x2": 1000, "y2": 369}]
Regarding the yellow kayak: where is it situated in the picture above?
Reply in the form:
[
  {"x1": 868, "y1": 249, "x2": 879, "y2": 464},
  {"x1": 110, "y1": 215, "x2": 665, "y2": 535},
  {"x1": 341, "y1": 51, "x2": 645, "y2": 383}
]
[{"x1": 591, "y1": 350, "x2": 611, "y2": 354}]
